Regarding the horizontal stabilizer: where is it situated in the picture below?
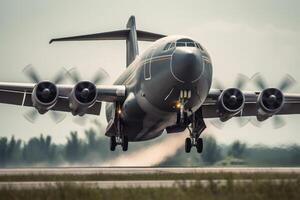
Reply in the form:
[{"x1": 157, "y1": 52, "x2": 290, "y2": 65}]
[{"x1": 49, "y1": 30, "x2": 166, "y2": 44}]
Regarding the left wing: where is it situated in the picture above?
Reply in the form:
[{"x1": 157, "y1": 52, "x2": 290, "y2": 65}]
[
  {"x1": 202, "y1": 89, "x2": 300, "y2": 118},
  {"x1": 0, "y1": 82, "x2": 126, "y2": 115}
]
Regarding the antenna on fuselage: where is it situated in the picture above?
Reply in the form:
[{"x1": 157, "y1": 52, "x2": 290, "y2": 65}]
[{"x1": 49, "y1": 15, "x2": 166, "y2": 67}]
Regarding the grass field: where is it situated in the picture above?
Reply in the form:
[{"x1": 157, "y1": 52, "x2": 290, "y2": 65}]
[
  {"x1": 0, "y1": 179, "x2": 299, "y2": 200},
  {"x1": 0, "y1": 172, "x2": 299, "y2": 200},
  {"x1": 0, "y1": 172, "x2": 299, "y2": 182}
]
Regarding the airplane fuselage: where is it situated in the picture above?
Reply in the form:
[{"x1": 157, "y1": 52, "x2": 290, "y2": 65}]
[{"x1": 106, "y1": 35, "x2": 213, "y2": 141}]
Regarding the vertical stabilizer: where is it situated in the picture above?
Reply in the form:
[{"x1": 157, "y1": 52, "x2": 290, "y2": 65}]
[
  {"x1": 50, "y1": 16, "x2": 166, "y2": 67},
  {"x1": 126, "y1": 16, "x2": 139, "y2": 67}
]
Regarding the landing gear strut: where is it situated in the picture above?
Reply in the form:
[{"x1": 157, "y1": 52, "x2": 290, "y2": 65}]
[
  {"x1": 184, "y1": 109, "x2": 205, "y2": 153},
  {"x1": 110, "y1": 102, "x2": 129, "y2": 152},
  {"x1": 177, "y1": 98, "x2": 206, "y2": 154}
]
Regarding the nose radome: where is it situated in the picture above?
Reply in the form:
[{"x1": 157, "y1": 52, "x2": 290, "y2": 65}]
[{"x1": 171, "y1": 48, "x2": 203, "y2": 83}]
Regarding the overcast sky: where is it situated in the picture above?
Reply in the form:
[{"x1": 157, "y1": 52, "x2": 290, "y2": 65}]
[{"x1": 0, "y1": 0, "x2": 299, "y2": 145}]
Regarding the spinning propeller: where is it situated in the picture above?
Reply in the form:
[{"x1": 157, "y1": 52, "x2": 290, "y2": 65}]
[
  {"x1": 250, "y1": 73, "x2": 296, "y2": 129},
  {"x1": 210, "y1": 73, "x2": 250, "y2": 129},
  {"x1": 23, "y1": 64, "x2": 67, "y2": 123},
  {"x1": 67, "y1": 67, "x2": 109, "y2": 125}
]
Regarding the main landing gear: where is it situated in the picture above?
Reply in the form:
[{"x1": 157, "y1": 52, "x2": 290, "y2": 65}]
[
  {"x1": 110, "y1": 103, "x2": 129, "y2": 152},
  {"x1": 177, "y1": 94, "x2": 206, "y2": 154}
]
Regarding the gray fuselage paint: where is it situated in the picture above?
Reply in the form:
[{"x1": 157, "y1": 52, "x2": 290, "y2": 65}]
[{"x1": 106, "y1": 35, "x2": 212, "y2": 141}]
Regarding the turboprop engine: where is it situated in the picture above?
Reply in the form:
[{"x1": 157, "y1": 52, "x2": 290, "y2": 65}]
[
  {"x1": 218, "y1": 88, "x2": 245, "y2": 122},
  {"x1": 257, "y1": 88, "x2": 284, "y2": 121},
  {"x1": 32, "y1": 81, "x2": 59, "y2": 114},
  {"x1": 69, "y1": 81, "x2": 98, "y2": 116}
]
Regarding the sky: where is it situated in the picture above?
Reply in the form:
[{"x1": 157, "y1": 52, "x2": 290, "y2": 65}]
[{"x1": 0, "y1": 0, "x2": 299, "y2": 146}]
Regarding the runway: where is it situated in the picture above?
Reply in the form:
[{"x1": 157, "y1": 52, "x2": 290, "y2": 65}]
[
  {"x1": 0, "y1": 179, "x2": 298, "y2": 189},
  {"x1": 1, "y1": 167, "x2": 300, "y2": 175}
]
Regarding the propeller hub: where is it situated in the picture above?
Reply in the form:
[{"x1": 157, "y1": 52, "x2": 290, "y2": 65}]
[
  {"x1": 81, "y1": 88, "x2": 90, "y2": 98},
  {"x1": 42, "y1": 88, "x2": 51, "y2": 98},
  {"x1": 228, "y1": 95, "x2": 237, "y2": 105},
  {"x1": 268, "y1": 94, "x2": 277, "y2": 103}
]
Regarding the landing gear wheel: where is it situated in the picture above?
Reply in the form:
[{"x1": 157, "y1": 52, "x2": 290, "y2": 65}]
[
  {"x1": 185, "y1": 138, "x2": 192, "y2": 153},
  {"x1": 110, "y1": 136, "x2": 117, "y2": 151},
  {"x1": 196, "y1": 138, "x2": 203, "y2": 153},
  {"x1": 122, "y1": 136, "x2": 128, "y2": 151}
]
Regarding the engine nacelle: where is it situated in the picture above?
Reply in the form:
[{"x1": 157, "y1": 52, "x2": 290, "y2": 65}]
[
  {"x1": 32, "y1": 81, "x2": 59, "y2": 114},
  {"x1": 69, "y1": 81, "x2": 98, "y2": 116},
  {"x1": 218, "y1": 88, "x2": 245, "y2": 122},
  {"x1": 257, "y1": 88, "x2": 284, "y2": 121}
]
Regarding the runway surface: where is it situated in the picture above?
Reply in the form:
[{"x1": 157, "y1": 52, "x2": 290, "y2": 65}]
[
  {"x1": 0, "y1": 179, "x2": 298, "y2": 189},
  {"x1": 1, "y1": 167, "x2": 300, "y2": 175}
]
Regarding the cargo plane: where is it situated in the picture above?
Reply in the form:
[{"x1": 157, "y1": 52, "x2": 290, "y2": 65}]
[{"x1": 0, "y1": 16, "x2": 299, "y2": 153}]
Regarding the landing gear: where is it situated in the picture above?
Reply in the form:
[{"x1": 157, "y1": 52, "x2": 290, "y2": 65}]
[
  {"x1": 183, "y1": 108, "x2": 206, "y2": 154},
  {"x1": 110, "y1": 136, "x2": 117, "y2": 151},
  {"x1": 110, "y1": 135, "x2": 128, "y2": 152},
  {"x1": 185, "y1": 138, "x2": 192, "y2": 153},
  {"x1": 196, "y1": 138, "x2": 203, "y2": 153},
  {"x1": 184, "y1": 132, "x2": 204, "y2": 153},
  {"x1": 110, "y1": 102, "x2": 129, "y2": 152}
]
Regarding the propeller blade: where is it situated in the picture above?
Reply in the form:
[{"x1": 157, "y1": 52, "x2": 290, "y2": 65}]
[
  {"x1": 73, "y1": 116, "x2": 87, "y2": 126},
  {"x1": 209, "y1": 119, "x2": 225, "y2": 129},
  {"x1": 272, "y1": 115, "x2": 286, "y2": 129},
  {"x1": 50, "y1": 111, "x2": 66, "y2": 124},
  {"x1": 23, "y1": 64, "x2": 41, "y2": 83},
  {"x1": 67, "y1": 68, "x2": 81, "y2": 83},
  {"x1": 92, "y1": 68, "x2": 110, "y2": 84},
  {"x1": 250, "y1": 117, "x2": 264, "y2": 128},
  {"x1": 251, "y1": 73, "x2": 268, "y2": 90},
  {"x1": 235, "y1": 73, "x2": 249, "y2": 90},
  {"x1": 236, "y1": 116, "x2": 250, "y2": 127},
  {"x1": 278, "y1": 74, "x2": 296, "y2": 92},
  {"x1": 212, "y1": 78, "x2": 224, "y2": 90},
  {"x1": 24, "y1": 109, "x2": 38, "y2": 123},
  {"x1": 53, "y1": 68, "x2": 68, "y2": 84}
]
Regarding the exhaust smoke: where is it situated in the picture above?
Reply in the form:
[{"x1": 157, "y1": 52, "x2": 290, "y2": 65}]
[{"x1": 101, "y1": 132, "x2": 186, "y2": 166}]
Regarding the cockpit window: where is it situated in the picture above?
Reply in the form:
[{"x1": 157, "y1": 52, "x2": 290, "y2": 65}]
[
  {"x1": 169, "y1": 42, "x2": 175, "y2": 49},
  {"x1": 163, "y1": 39, "x2": 204, "y2": 51},
  {"x1": 186, "y1": 42, "x2": 195, "y2": 47},
  {"x1": 195, "y1": 42, "x2": 204, "y2": 51},
  {"x1": 163, "y1": 43, "x2": 171, "y2": 50},
  {"x1": 176, "y1": 42, "x2": 186, "y2": 47}
]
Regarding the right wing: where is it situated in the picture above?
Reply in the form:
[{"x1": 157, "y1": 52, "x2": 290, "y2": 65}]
[
  {"x1": 0, "y1": 82, "x2": 126, "y2": 115},
  {"x1": 202, "y1": 89, "x2": 300, "y2": 118}
]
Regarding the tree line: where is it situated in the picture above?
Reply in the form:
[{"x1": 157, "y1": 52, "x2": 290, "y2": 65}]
[
  {"x1": 1, "y1": 130, "x2": 300, "y2": 167},
  {"x1": 0, "y1": 129, "x2": 122, "y2": 167}
]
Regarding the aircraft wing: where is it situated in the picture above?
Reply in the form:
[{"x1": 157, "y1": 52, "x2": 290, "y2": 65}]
[
  {"x1": 0, "y1": 82, "x2": 126, "y2": 115},
  {"x1": 202, "y1": 89, "x2": 300, "y2": 118}
]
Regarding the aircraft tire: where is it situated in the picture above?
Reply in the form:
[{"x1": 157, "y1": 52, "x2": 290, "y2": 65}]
[
  {"x1": 185, "y1": 138, "x2": 192, "y2": 153},
  {"x1": 122, "y1": 136, "x2": 128, "y2": 151},
  {"x1": 196, "y1": 138, "x2": 203, "y2": 153},
  {"x1": 110, "y1": 136, "x2": 117, "y2": 151}
]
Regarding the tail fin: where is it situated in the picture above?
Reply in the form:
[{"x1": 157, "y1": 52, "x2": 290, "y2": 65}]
[
  {"x1": 126, "y1": 16, "x2": 138, "y2": 67},
  {"x1": 50, "y1": 16, "x2": 166, "y2": 67}
]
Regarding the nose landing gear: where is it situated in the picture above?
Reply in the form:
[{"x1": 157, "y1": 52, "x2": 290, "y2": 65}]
[
  {"x1": 110, "y1": 103, "x2": 129, "y2": 152},
  {"x1": 176, "y1": 93, "x2": 206, "y2": 154}
]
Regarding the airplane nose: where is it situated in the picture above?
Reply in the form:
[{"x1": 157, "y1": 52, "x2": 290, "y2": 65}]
[{"x1": 171, "y1": 48, "x2": 203, "y2": 83}]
